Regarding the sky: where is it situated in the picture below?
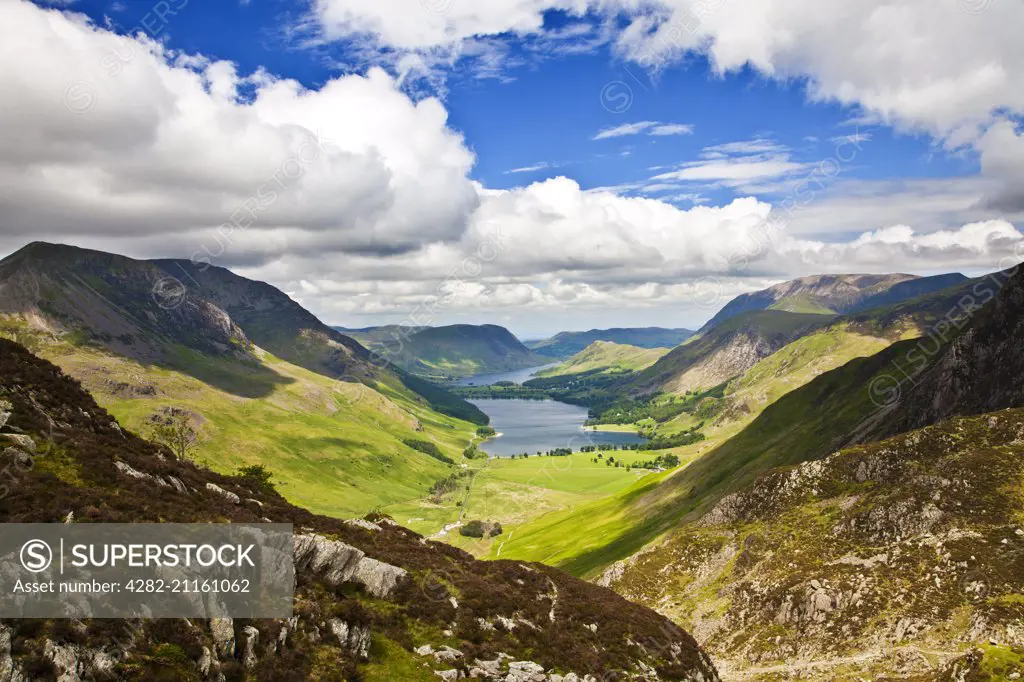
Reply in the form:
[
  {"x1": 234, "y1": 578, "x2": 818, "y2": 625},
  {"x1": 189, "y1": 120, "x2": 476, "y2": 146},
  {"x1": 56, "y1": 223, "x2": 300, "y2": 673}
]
[{"x1": 1, "y1": 0, "x2": 1023, "y2": 337}]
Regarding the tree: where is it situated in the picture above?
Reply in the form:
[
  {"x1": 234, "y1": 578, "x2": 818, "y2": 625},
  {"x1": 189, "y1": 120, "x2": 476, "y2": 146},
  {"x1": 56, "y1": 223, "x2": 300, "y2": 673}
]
[
  {"x1": 237, "y1": 464, "x2": 275, "y2": 493},
  {"x1": 150, "y1": 409, "x2": 199, "y2": 462}
]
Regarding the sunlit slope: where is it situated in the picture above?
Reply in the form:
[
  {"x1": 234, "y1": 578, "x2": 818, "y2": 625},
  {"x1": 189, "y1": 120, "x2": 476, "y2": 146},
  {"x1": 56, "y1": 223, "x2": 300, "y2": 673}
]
[
  {"x1": 495, "y1": 324, "x2": 897, "y2": 576},
  {"x1": 535, "y1": 341, "x2": 670, "y2": 377},
  {"x1": 3, "y1": 324, "x2": 476, "y2": 517}
]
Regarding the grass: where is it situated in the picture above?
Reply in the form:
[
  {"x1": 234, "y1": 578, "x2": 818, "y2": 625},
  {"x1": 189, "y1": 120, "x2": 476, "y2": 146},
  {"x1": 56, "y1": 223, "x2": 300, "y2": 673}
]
[
  {"x1": 383, "y1": 450, "x2": 673, "y2": 556},
  {"x1": 4, "y1": 323, "x2": 479, "y2": 518},
  {"x1": 491, "y1": 324, "x2": 897, "y2": 577},
  {"x1": 359, "y1": 636, "x2": 438, "y2": 681},
  {"x1": 535, "y1": 341, "x2": 669, "y2": 377}
]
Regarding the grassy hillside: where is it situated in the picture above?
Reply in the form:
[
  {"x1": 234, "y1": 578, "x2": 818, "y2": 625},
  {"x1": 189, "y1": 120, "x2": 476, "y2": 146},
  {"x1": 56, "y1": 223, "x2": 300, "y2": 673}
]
[
  {"x1": 0, "y1": 243, "x2": 491, "y2": 516},
  {"x1": 534, "y1": 341, "x2": 669, "y2": 377},
  {"x1": 529, "y1": 327, "x2": 694, "y2": 358},
  {"x1": 0, "y1": 337, "x2": 719, "y2": 682},
  {"x1": 1, "y1": 321, "x2": 477, "y2": 517}
]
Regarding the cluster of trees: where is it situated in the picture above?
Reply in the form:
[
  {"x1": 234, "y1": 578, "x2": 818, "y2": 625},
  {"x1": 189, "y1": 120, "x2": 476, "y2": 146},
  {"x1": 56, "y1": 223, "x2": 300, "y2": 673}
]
[
  {"x1": 402, "y1": 438, "x2": 455, "y2": 465},
  {"x1": 429, "y1": 471, "x2": 471, "y2": 502},
  {"x1": 460, "y1": 520, "x2": 503, "y2": 539},
  {"x1": 585, "y1": 382, "x2": 728, "y2": 427}
]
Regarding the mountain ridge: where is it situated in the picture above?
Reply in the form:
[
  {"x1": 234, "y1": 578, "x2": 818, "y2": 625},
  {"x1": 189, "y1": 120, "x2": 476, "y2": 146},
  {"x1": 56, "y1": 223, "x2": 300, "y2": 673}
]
[{"x1": 700, "y1": 272, "x2": 968, "y2": 333}]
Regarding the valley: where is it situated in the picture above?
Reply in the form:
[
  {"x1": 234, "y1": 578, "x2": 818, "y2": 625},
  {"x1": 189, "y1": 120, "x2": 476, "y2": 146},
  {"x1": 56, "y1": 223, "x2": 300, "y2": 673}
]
[{"x1": 1, "y1": 242, "x2": 1021, "y2": 680}]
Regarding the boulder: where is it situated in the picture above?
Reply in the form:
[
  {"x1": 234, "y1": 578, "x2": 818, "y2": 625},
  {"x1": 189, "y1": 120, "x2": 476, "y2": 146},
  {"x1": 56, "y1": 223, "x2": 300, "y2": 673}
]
[
  {"x1": 353, "y1": 557, "x2": 408, "y2": 598},
  {"x1": 241, "y1": 626, "x2": 259, "y2": 670},
  {"x1": 210, "y1": 618, "x2": 235, "y2": 659},
  {"x1": 205, "y1": 483, "x2": 240, "y2": 504},
  {"x1": 293, "y1": 535, "x2": 365, "y2": 587}
]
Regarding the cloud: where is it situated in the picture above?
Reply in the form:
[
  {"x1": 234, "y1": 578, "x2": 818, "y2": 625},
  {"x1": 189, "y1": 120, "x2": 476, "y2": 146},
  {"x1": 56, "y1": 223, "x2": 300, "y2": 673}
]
[
  {"x1": 2, "y1": 0, "x2": 1022, "y2": 335},
  {"x1": 0, "y1": 1, "x2": 477, "y2": 263},
  {"x1": 310, "y1": 0, "x2": 1024, "y2": 212},
  {"x1": 504, "y1": 161, "x2": 552, "y2": 174},
  {"x1": 648, "y1": 123, "x2": 695, "y2": 136},
  {"x1": 592, "y1": 120, "x2": 694, "y2": 140},
  {"x1": 651, "y1": 138, "x2": 809, "y2": 188}
]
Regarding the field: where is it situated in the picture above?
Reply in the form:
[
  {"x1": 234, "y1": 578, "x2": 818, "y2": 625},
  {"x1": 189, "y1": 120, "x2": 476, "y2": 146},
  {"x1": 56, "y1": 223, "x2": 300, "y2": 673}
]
[{"x1": 382, "y1": 450, "x2": 671, "y2": 555}]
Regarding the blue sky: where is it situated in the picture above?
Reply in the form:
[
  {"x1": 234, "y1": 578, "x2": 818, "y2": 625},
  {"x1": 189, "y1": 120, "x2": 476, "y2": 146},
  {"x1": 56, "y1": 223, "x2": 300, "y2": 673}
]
[
  {"x1": 3, "y1": 0, "x2": 1023, "y2": 335},
  {"x1": 66, "y1": 0, "x2": 973, "y2": 218}
]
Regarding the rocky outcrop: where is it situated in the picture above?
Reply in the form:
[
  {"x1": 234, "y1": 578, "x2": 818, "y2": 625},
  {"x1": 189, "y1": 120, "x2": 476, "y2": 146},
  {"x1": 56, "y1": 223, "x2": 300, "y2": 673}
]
[
  {"x1": 205, "y1": 482, "x2": 240, "y2": 504},
  {"x1": 292, "y1": 534, "x2": 365, "y2": 586},
  {"x1": 606, "y1": 409, "x2": 1024, "y2": 679},
  {"x1": 328, "y1": 619, "x2": 371, "y2": 661},
  {"x1": 209, "y1": 618, "x2": 235, "y2": 659},
  {"x1": 353, "y1": 556, "x2": 408, "y2": 598}
]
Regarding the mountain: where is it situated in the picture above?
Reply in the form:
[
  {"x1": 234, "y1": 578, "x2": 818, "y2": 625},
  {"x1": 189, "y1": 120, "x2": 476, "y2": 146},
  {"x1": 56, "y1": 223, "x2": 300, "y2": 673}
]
[
  {"x1": 497, "y1": 268, "x2": 1022, "y2": 578},
  {"x1": 700, "y1": 273, "x2": 968, "y2": 333},
  {"x1": 627, "y1": 311, "x2": 835, "y2": 396},
  {"x1": 332, "y1": 324, "x2": 429, "y2": 349},
  {"x1": 0, "y1": 242, "x2": 488, "y2": 517},
  {"x1": 0, "y1": 337, "x2": 720, "y2": 681},
  {"x1": 528, "y1": 328, "x2": 695, "y2": 359},
  {"x1": 601, "y1": 408, "x2": 1024, "y2": 679},
  {"x1": 335, "y1": 323, "x2": 544, "y2": 379},
  {"x1": 862, "y1": 266, "x2": 1024, "y2": 441},
  {"x1": 534, "y1": 341, "x2": 670, "y2": 378}
]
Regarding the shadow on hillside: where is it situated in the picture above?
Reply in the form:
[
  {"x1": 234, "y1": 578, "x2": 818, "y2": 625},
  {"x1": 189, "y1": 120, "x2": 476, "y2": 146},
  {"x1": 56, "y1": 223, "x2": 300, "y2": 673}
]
[{"x1": 160, "y1": 354, "x2": 296, "y2": 399}]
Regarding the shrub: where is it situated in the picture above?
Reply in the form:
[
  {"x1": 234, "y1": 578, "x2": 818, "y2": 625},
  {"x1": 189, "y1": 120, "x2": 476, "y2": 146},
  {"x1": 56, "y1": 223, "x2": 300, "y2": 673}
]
[
  {"x1": 236, "y1": 464, "x2": 275, "y2": 493},
  {"x1": 460, "y1": 520, "x2": 486, "y2": 538}
]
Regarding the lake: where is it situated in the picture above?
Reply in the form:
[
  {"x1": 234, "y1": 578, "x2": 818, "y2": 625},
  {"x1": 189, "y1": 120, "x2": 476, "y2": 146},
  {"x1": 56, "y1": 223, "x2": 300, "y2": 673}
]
[
  {"x1": 450, "y1": 363, "x2": 560, "y2": 387},
  {"x1": 468, "y1": 398, "x2": 648, "y2": 458}
]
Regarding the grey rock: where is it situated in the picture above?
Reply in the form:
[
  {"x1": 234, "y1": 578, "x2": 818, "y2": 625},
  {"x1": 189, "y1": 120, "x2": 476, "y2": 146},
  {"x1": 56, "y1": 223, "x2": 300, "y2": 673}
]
[
  {"x1": 353, "y1": 556, "x2": 408, "y2": 598},
  {"x1": 0, "y1": 434, "x2": 35, "y2": 453},
  {"x1": 210, "y1": 618, "x2": 235, "y2": 659},
  {"x1": 241, "y1": 626, "x2": 259, "y2": 670},
  {"x1": 205, "y1": 483, "x2": 240, "y2": 504},
  {"x1": 327, "y1": 618, "x2": 370, "y2": 661},
  {"x1": 293, "y1": 534, "x2": 365, "y2": 586},
  {"x1": 114, "y1": 460, "x2": 152, "y2": 481}
]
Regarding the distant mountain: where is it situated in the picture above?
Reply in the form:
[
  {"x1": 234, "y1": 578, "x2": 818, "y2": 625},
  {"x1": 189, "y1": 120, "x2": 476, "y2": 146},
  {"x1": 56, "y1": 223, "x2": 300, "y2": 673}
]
[
  {"x1": 332, "y1": 324, "x2": 430, "y2": 349},
  {"x1": 0, "y1": 337, "x2": 720, "y2": 682},
  {"x1": 627, "y1": 310, "x2": 835, "y2": 396},
  {"x1": 535, "y1": 341, "x2": 670, "y2": 378},
  {"x1": 0, "y1": 242, "x2": 492, "y2": 517},
  {"x1": 337, "y1": 323, "x2": 544, "y2": 378},
  {"x1": 701, "y1": 272, "x2": 968, "y2": 333},
  {"x1": 529, "y1": 327, "x2": 696, "y2": 358}
]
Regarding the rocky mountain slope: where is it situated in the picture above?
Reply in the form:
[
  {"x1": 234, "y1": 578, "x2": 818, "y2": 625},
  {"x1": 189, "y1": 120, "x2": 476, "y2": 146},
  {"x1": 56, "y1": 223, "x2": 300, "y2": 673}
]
[
  {"x1": 863, "y1": 265, "x2": 1024, "y2": 442},
  {"x1": 0, "y1": 337, "x2": 720, "y2": 681},
  {"x1": 529, "y1": 328, "x2": 695, "y2": 359},
  {"x1": 340, "y1": 324, "x2": 544, "y2": 379},
  {"x1": 628, "y1": 311, "x2": 834, "y2": 396},
  {"x1": 700, "y1": 273, "x2": 967, "y2": 333},
  {"x1": 600, "y1": 408, "x2": 1024, "y2": 680},
  {"x1": 588, "y1": 265, "x2": 1024, "y2": 678}
]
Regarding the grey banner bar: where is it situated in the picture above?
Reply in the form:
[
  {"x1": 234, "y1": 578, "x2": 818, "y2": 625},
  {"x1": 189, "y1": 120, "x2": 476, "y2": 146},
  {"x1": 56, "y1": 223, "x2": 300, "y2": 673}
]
[{"x1": 0, "y1": 524, "x2": 294, "y2": 618}]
